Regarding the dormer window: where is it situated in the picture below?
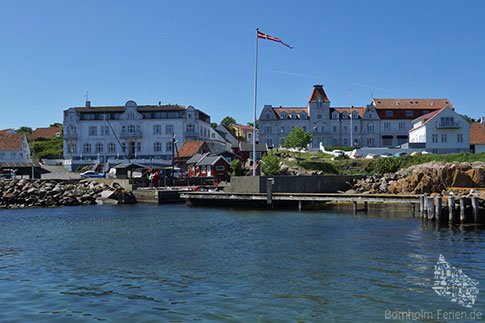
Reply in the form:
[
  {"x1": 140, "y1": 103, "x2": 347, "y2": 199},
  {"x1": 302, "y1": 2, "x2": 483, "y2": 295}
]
[
  {"x1": 291, "y1": 112, "x2": 297, "y2": 119},
  {"x1": 266, "y1": 113, "x2": 271, "y2": 120},
  {"x1": 342, "y1": 111, "x2": 348, "y2": 119},
  {"x1": 386, "y1": 111, "x2": 393, "y2": 117},
  {"x1": 351, "y1": 111, "x2": 358, "y2": 119},
  {"x1": 280, "y1": 112, "x2": 287, "y2": 119},
  {"x1": 317, "y1": 96, "x2": 323, "y2": 107},
  {"x1": 332, "y1": 111, "x2": 339, "y2": 119},
  {"x1": 299, "y1": 111, "x2": 307, "y2": 119}
]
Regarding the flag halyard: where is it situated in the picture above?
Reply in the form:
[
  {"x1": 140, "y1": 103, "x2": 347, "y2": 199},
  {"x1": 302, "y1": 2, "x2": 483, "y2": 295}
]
[{"x1": 257, "y1": 30, "x2": 293, "y2": 49}]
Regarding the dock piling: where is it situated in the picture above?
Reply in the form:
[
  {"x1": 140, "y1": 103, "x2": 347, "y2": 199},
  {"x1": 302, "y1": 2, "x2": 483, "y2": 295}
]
[
  {"x1": 427, "y1": 197, "x2": 435, "y2": 220},
  {"x1": 298, "y1": 200, "x2": 302, "y2": 212},
  {"x1": 471, "y1": 197, "x2": 479, "y2": 223},
  {"x1": 266, "y1": 178, "x2": 274, "y2": 206},
  {"x1": 435, "y1": 196, "x2": 442, "y2": 221},
  {"x1": 353, "y1": 201, "x2": 357, "y2": 213},
  {"x1": 423, "y1": 194, "x2": 429, "y2": 218},
  {"x1": 363, "y1": 201, "x2": 368, "y2": 213},
  {"x1": 459, "y1": 197, "x2": 466, "y2": 223},
  {"x1": 448, "y1": 196, "x2": 456, "y2": 223}
]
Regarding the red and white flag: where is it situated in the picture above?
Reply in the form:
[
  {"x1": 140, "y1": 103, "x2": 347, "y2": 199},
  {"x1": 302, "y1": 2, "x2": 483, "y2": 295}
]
[{"x1": 257, "y1": 29, "x2": 293, "y2": 49}]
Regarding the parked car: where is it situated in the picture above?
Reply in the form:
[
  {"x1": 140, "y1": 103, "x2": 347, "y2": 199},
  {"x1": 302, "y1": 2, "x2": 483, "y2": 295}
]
[
  {"x1": 422, "y1": 151, "x2": 433, "y2": 155},
  {"x1": 365, "y1": 153, "x2": 379, "y2": 159},
  {"x1": 80, "y1": 170, "x2": 105, "y2": 178},
  {"x1": 394, "y1": 152, "x2": 407, "y2": 157},
  {"x1": 410, "y1": 151, "x2": 422, "y2": 157},
  {"x1": 380, "y1": 153, "x2": 393, "y2": 158}
]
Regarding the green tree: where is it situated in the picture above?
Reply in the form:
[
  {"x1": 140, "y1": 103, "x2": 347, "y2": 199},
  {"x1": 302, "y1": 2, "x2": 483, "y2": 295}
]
[
  {"x1": 230, "y1": 159, "x2": 244, "y2": 176},
  {"x1": 261, "y1": 150, "x2": 280, "y2": 176},
  {"x1": 16, "y1": 126, "x2": 33, "y2": 134},
  {"x1": 49, "y1": 122, "x2": 62, "y2": 128},
  {"x1": 283, "y1": 126, "x2": 312, "y2": 164},
  {"x1": 221, "y1": 116, "x2": 236, "y2": 127},
  {"x1": 247, "y1": 121, "x2": 259, "y2": 129},
  {"x1": 210, "y1": 122, "x2": 218, "y2": 129}
]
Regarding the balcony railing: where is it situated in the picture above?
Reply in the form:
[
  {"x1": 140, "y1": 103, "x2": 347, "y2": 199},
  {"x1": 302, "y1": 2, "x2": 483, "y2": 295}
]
[
  {"x1": 63, "y1": 133, "x2": 78, "y2": 139},
  {"x1": 120, "y1": 130, "x2": 143, "y2": 138},
  {"x1": 184, "y1": 130, "x2": 199, "y2": 138},
  {"x1": 436, "y1": 121, "x2": 461, "y2": 129}
]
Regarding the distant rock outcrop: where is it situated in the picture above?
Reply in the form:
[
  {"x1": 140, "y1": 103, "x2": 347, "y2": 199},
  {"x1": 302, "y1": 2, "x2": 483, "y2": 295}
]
[{"x1": 0, "y1": 179, "x2": 136, "y2": 208}]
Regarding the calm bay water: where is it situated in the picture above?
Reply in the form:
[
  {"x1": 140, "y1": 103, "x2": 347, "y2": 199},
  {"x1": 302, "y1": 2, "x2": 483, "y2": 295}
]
[{"x1": 0, "y1": 204, "x2": 484, "y2": 322}]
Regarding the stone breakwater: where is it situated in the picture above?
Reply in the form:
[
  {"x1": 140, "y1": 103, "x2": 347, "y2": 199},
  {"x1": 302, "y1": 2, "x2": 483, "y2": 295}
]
[
  {"x1": 0, "y1": 179, "x2": 136, "y2": 208},
  {"x1": 351, "y1": 161, "x2": 485, "y2": 197}
]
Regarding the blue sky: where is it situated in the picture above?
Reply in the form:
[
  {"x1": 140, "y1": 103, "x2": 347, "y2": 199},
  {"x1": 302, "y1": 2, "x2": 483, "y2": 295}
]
[{"x1": 1, "y1": 0, "x2": 484, "y2": 130}]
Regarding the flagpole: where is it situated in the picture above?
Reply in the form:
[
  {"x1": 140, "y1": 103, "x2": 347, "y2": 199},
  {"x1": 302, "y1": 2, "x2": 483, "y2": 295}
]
[
  {"x1": 252, "y1": 28, "x2": 259, "y2": 176},
  {"x1": 350, "y1": 88, "x2": 353, "y2": 147}
]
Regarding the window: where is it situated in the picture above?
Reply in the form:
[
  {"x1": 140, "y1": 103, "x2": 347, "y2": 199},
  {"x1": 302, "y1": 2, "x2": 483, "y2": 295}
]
[
  {"x1": 441, "y1": 134, "x2": 447, "y2": 143},
  {"x1": 128, "y1": 125, "x2": 135, "y2": 133},
  {"x1": 332, "y1": 111, "x2": 339, "y2": 119},
  {"x1": 343, "y1": 126, "x2": 347, "y2": 132},
  {"x1": 188, "y1": 113, "x2": 192, "y2": 119},
  {"x1": 343, "y1": 138, "x2": 348, "y2": 146},
  {"x1": 352, "y1": 111, "x2": 358, "y2": 119},
  {"x1": 247, "y1": 132, "x2": 252, "y2": 140},
  {"x1": 102, "y1": 126, "x2": 109, "y2": 135},
  {"x1": 280, "y1": 112, "x2": 287, "y2": 119},
  {"x1": 265, "y1": 126, "x2": 272, "y2": 134},
  {"x1": 89, "y1": 126, "x2": 97, "y2": 136},
  {"x1": 121, "y1": 143, "x2": 126, "y2": 152},
  {"x1": 386, "y1": 111, "x2": 393, "y2": 117},
  {"x1": 332, "y1": 126, "x2": 337, "y2": 133},
  {"x1": 11, "y1": 152, "x2": 16, "y2": 159},
  {"x1": 68, "y1": 143, "x2": 77, "y2": 153},
  {"x1": 280, "y1": 126, "x2": 285, "y2": 134},
  {"x1": 166, "y1": 142, "x2": 173, "y2": 152},
  {"x1": 368, "y1": 113, "x2": 373, "y2": 119},
  {"x1": 300, "y1": 112, "x2": 307, "y2": 120},
  {"x1": 0, "y1": 153, "x2": 4, "y2": 159},
  {"x1": 367, "y1": 124, "x2": 374, "y2": 133},
  {"x1": 302, "y1": 126, "x2": 306, "y2": 131},
  {"x1": 321, "y1": 126, "x2": 325, "y2": 132},
  {"x1": 384, "y1": 122, "x2": 391, "y2": 131},
  {"x1": 153, "y1": 125, "x2": 161, "y2": 134},
  {"x1": 354, "y1": 125, "x2": 358, "y2": 133},
  {"x1": 108, "y1": 143, "x2": 116, "y2": 153},
  {"x1": 83, "y1": 143, "x2": 91, "y2": 153},
  {"x1": 406, "y1": 110, "x2": 413, "y2": 117},
  {"x1": 216, "y1": 166, "x2": 225, "y2": 171},
  {"x1": 342, "y1": 111, "x2": 348, "y2": 119},
  {"x1": 399, "y1": 122, "x2": 406, "y2": 130},
  {"x1": 366, "y1": 137, "x2": 375, "y2": 146},
  {"x1": 96, "y1": 143, "x2": 103, "y2": 153},
  {"x1": 317, "y1": 114, "x2": 322, "y2": 119},
  {"x1": 127, "y1": 112, "x2": 135, "y2": 120},
  {"x1": 187, "y1": 124, "x2": 195, "y2": 133},
  {"x1": 432, "y1": 134, "x2": 438, "y2": 143},
  {"x1": 266, "y1": 114, "x2": 270, "y2": 120},
  {"x1": 165, "y1": 125, "x2": 174, "y2": 134},
  {"x1": 266, "y1": 138, "x2": 273, "y2": 146},
  {"x1": 457, "y1": 134, "x2": 464, "y2": 143},
  {"x1": 67, "y1": 125, "x2": 76, "y2": 135},
  {"x1": 136, "y1": 142, "x2": 141, "y2": 152},
  {"x1": 154, "y1": 142, "x2": 162, "y2": 152}
]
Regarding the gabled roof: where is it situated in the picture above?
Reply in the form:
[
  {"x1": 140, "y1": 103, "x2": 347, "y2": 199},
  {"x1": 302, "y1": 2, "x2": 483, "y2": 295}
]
[
  {"x1": 0, "y1": 128, "x2": 15, "y2": 134},
  {"x1": 330, "y1": 107, "x2": 366, "y2": 118},
  {"x1": 308, "y1": 85, "x2": 330, "y2": 103},
  {"x1": 409, "y1": 108, "x2": 446, "y2": 132},
  {"x1": 27, "y1": 126, "x2": 62, "y2": 140},
  {"x1": 176, "y1": 141, "x2": 209, "y2": 158},
  {"x1": 197, "y1": 155, "x2": 230, "y2": 166},
  {"x1": 0, "y1": 133, "x2": 24, "y2": 151},
  {"x1": 73, "y1": 104, "x2": 186, "y2": 113},
  {"x1": 373, "y1": 98, "x2": 453, "y2": 110},
  {"x1": 470, "y1": 123, "x2": 485, "y2": 145},
  {"x1": 272, "y1": 107, "x2": 308, "y2": 119},
  {"x1": 187, "y1": 152, "x2": 210, "y2": 164}
]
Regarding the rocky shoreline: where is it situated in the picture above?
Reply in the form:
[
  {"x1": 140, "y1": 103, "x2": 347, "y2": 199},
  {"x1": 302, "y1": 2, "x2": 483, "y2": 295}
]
[
  {"x1": 0, "y1": 179, "x2": 136, "y2": 209},
  {"x1": 350, "y1": 161, "x2": 485, "y2": 198}
]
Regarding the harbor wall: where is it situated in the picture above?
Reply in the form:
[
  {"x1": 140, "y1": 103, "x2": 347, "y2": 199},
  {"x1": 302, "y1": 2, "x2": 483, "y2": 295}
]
[{"x1": 228, "y1": 175, "x2": 364, "y2": 194}]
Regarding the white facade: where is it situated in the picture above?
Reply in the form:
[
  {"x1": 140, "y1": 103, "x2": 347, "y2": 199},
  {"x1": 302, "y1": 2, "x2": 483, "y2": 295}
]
[
  {"x1": 258, "y1": 85, "x2": 451, "y2": 149},
  {"x1": 0, "y1": 130, "x2": 32, "y2": 163},
  {"x1": 409, "y1": 107, "x2": 470, "y2": 154},
  {"x1": 63, "y1": 100, "x2": 230, "y2": 168}
]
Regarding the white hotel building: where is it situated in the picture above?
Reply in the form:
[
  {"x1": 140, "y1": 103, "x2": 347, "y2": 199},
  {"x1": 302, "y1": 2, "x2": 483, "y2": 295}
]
[
  {"x1": 258, "y1": 85, "x2": 454, "y2": 149},
  {"x1": 63, "y1": 100, "x2": 230, "y2": 169}
]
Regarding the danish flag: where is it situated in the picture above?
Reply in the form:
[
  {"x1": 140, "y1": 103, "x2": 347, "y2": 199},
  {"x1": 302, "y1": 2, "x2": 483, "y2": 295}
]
[{"x1": 257, "y1": 29, "x2": 293, "y2": 49}]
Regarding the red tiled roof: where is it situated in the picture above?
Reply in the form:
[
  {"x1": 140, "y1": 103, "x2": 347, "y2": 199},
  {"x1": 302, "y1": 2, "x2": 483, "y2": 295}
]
[
  {"x1": 232, "y1": 123, "x2": 256, "y2": 131},
  {"x1": 409, "y1": 108, "x2": 445, "y2": 132},
  {"x1": 176, "y1": 141, "x2": 209, "y2": 158},
  {"x1": 0, "y1": 133, "x2": 24, "y2": 151},
  {"x1": 331, "y1": 107, "x2": 366, "y2": 118},
  {"x1": 373, "y1": 98, "x2": 453, "y2": 110},
  {"x1": 308, "y1": 85, "x2": 330, "y2": 103},
  {"x1": 27, "y1": 127, "x2": 62, "y2": 140},
  {"x1": 0, "y1": 128, "x2": 15, "y2": 134},
  {"x1": 376, "y1": 108, "x2": 440, "y2": 120},
  {"x1": 470, "y1": 123, "x2": 485, "y2": 145},
  {"x1": 272, "y1": 107, "x2": 308, "y2": 119},
  {"x1": 73, "y1": 104, "x2": 186, "y2": 112}
]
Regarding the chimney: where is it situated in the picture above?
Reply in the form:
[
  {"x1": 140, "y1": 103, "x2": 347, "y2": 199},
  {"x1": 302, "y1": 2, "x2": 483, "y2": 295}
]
[
  {"x1": 158, "y1": 101, "x2": 161, "y2": 106},
  {"x1": 313, "y1": 84, "x2": 323, "y2": 88},
  {"x1": 86, "y1": 100, "x2": 91, "y2": 108}
]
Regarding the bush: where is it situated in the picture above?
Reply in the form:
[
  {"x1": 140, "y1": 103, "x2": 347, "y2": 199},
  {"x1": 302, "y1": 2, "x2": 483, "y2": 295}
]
[
  {"x1": 261, "y1": 150, "x2": 280, "y2": 176},
  {"x1": 369, "y1": 157, "x2": 403, "y2": 174},
  {"x1": 230, "y1": 159, "x2": 244, "y2": 176}
]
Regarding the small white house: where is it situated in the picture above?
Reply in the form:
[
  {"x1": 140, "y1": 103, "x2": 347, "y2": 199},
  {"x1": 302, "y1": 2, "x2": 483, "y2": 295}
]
[
  {"x1": 470, "y1": 117, "x2": 485, "y2": 153},
  {"x1": 409, "y1": 107, "x2": 470, "y2": 154},
  {"x1": 0, "y1": 129, "x2": 32, "y2": 163}
]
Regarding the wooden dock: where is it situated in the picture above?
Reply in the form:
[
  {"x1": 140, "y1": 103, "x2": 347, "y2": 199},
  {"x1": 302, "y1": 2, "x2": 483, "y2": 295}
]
[{"x1": 179, "y1": 191, "x2": 484, "y2": 223}]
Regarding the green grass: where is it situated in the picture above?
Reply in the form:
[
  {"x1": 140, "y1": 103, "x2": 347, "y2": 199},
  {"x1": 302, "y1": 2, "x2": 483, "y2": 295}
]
[{"x1": 281, "y1": 152, "x2": 485, "y2": 175}]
